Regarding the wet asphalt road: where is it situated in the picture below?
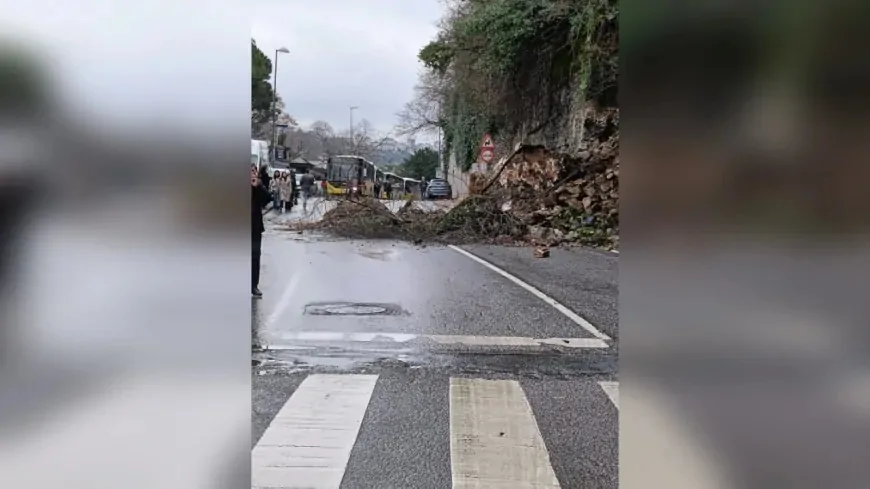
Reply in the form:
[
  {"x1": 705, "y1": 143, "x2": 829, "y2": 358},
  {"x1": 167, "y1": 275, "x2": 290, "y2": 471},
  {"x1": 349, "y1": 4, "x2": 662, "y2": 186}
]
[
  {"x1": 461, "y1": 243, "x2": 618, "y2": 343},
  {"x1": 252, "y1": 200, "x2": 619, "y2": 488}
]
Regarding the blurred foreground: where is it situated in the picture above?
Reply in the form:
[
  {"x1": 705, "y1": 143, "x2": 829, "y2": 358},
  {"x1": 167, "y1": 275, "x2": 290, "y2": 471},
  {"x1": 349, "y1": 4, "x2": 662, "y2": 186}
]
[
  {"x1": 622, "y1": 1, "x2": 870, "y2": 488},
  {"x1": 0, "y1": 2, "x2": 251, "y2": 487}
]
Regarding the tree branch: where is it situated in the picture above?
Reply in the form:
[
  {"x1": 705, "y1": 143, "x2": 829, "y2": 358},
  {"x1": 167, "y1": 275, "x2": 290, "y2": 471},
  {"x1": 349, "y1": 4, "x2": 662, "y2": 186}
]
[{"x1": 480, "y1": 142, "x2": 524, "y2": 194}]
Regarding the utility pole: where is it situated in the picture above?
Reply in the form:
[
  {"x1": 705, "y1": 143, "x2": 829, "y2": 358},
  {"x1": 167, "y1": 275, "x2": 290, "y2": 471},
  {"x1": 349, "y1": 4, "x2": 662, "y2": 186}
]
[
  {"x1": 270, "y1": 47, "x2": 290, "y2": 160},
  {"x1": 349, "y1": 105, "x2": 358, "y2": 154},
  {"x1": 437, "y1": 128, "x2": 442, "y2": 177}
]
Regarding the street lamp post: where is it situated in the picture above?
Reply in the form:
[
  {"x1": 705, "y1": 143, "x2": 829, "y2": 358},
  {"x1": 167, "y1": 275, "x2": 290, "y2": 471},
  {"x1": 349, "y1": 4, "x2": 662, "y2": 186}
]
[
  {"x1": 270, "y1": 47, "x2": 290, "y2": 160},
  {"x1": 349, "y1": 105, "x2": 358, "y2": 154}
]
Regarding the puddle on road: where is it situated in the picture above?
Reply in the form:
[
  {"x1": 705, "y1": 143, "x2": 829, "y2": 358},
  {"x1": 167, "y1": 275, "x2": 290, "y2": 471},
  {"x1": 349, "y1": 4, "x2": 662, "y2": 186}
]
[
  {"x1": 357, "y1": 248, "x2": 398, "y2": 261},
  {"x1": 326, "y1": 305, "x2": 387, "y2": 314},
  {"x1": 277, "y1": 232, "x2": 343, "y2": 243}
]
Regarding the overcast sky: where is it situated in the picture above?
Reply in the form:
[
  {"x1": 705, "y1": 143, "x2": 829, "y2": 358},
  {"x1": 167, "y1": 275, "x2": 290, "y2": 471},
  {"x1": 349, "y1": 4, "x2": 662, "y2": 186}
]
[
  {"x1": 0, "y1": 0, "x2": 444, "y2": 141},
  {"x1": 253, "y1": 0, "x2": 445, "y2": 138}
]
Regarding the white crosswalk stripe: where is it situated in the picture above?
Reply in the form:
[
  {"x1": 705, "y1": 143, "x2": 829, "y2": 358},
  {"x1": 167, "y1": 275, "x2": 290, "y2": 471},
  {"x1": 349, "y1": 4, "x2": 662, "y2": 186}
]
[
  {"x1": 598, "y1": 381, "x2": 619, "y2": 409},
  {"x1": 252, "y1": 374, "x2": 619, "y2": 488},
  {"x1": 252, "y1": 374, "x2": 378, "y2": 489},
  {"x1": 449, "y1": 378, "x2": 561, "y2": 488}
]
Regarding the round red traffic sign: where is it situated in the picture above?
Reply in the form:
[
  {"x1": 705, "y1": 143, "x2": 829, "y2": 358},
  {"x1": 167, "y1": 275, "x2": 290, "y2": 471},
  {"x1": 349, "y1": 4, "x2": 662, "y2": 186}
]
[{"x1": 481, "y1": 148, "x2": 494, "y2": 163}]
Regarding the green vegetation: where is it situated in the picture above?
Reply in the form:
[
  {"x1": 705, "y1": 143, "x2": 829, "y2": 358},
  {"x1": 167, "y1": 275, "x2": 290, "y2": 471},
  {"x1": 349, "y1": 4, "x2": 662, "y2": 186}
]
[
  {"x1": 397, "y1": 147, "x2": 439, "y2": 180},
  {"x1": 415, "y1": 0, "x2": 618, "y2": 170},
  {"x1": 251, "y1": 39, "x2": 275, "y2": 128},
  {"x1": 443, "y1": 95, "x2": 500, "y2": 173},
  {"x1": 418, "y1": 37, "x2": 454, "y2": 75},
  {"x1": 570, "y1": 0, "x2": 618, "y2": 105}
]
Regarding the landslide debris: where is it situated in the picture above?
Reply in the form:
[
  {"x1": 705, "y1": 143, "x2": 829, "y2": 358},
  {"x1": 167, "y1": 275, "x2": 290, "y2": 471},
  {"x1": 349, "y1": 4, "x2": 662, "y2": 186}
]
[
  {"x1": 491, "y1": 109, "x2": 619, "y2": 249},
  {"x1": 291, "y1": 107, "x2": 618, "y2": 250},
  {"x1": 302, "y1": 195, "x2": 522, "y2": 244},
  {"x1": 314, "y1": 198, "x2": 406, "y2": 240},
  {"x1": 435, "y1": 195, "x2": 524, "y2": 243}
]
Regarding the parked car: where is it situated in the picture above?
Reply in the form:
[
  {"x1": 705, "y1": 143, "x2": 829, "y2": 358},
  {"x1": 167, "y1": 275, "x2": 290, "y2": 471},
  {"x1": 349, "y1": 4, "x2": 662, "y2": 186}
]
[{"x1": 424, "y1": 178, "x2": 452, "y2": 199}]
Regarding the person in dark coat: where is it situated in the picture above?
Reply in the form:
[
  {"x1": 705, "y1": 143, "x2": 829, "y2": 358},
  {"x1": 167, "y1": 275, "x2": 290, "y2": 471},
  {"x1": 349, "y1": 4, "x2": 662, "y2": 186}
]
[
  {"x1": 373, "y1": 180, "x2": 382, "y2": 200},
  {"x1": 290, "y1": 170, "x2": 299, "y2": 206},
  {"x1": 258, "y1": 164, "x2": 271, "y2": 192},
  {"x1": 251, "y1": 170, "x2": 272, "y2": 298}
]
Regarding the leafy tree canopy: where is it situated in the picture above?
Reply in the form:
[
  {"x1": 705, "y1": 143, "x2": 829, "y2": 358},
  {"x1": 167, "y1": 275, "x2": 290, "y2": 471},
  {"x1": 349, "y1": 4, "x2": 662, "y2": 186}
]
[
  {"x1": 251, "y1": 39, "x2": 275, "y2": 126},
  {"x1": 418, "y1": 39, "x2": 454, "y2": 75},
  {"x1": 398, "y1": 147, "x2": 439, "y2": 180}
]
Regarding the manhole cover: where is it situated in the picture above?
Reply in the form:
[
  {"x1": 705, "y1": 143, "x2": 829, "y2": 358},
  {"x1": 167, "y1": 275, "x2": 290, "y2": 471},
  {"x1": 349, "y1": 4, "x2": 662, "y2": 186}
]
[
  {"x1": 325, "y1": 305, "x2": 387, "y2": 315},
  {"x1": 304, "y1": 302, "x2": 406, "y2": 316}
]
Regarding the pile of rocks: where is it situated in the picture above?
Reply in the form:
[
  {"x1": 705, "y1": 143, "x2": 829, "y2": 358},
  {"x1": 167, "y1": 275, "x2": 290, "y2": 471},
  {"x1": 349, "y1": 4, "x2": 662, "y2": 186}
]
[{"x1": 494, "y1": 108, "x2": 619, "y2": 249}]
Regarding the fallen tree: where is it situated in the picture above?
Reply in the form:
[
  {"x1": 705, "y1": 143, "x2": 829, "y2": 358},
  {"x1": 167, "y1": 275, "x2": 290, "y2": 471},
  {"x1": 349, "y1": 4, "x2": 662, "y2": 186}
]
[
  {"x1": 287, "y1": 130, "x2": 617, "y2": 251},
  {"x1": 293, "y1": 195, "x2": 521, "y2": 245}
]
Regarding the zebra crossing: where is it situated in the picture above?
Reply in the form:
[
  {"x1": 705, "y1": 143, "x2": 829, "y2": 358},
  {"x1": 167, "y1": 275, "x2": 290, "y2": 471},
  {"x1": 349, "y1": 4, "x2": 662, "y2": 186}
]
[{"x1": 252, "y1": 373, "x2": 619, "y2": 489}]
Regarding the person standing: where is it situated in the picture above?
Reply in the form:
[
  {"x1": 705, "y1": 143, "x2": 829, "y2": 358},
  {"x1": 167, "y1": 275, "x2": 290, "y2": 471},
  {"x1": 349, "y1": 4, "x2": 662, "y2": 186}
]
[
  {"x1": 278, "y1": 173, "x2": 293, "y2": 213},
  {"x1": 252, "y1": 170, "x2": 271, "y2": 298},
  {"x1": 373, "y1": 180, "x2": 382, "y2": 200},
  {"x1": 258, "y1": 164, "x2": 271, "y2": 193},
  {"x1": 383, "y1": 180, "x2": 393, "y2": 200},
  {"x1": 269, "y1": 171, "x2": 281, "y2": 209},
  {"x1": 299, "y1": 171, "x2": 315, "y2": 210},
  {"x1": 290, "y1": 170, "x2": 299, "y2": 206}
]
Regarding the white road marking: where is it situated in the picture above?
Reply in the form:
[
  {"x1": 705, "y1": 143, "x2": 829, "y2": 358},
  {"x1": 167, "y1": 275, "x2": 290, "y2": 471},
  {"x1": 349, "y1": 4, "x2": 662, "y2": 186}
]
[
  {"x1": 449, "y1": 378, "x2": 561, "y2": 488},
  {"x1": 283, "y1": 331, "x2": 420, "y2": 343},
  {"x1": 611, "y1": 250, "x2": 619, "y2": 254},
  {"x1": 537, "y1": 337, "x2": 608, "y2": 348},
  {"x1": 599, "y1": 381, "x2": 619, "y2": 409},
  {"x1": 266, "y1": 273, "x2": 300, "y2": 327},
  {"x1": 430, "y1": 335, "x2": 607, "y2": 349},
  {"x1": 448, "y1": 245, "x2": 611, "y2": 341},
  {"x1": 251, "y1": 374, "x2": 378, "y2": 489},
  {"x1": 269, "y1": 332, "x2": 608, "y2": 349}
]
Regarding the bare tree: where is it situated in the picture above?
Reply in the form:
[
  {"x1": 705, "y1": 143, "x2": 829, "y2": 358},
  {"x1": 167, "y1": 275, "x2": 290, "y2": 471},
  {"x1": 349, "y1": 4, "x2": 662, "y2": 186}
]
[
  {"x1": 252, "y1": 118, "x2": 395, "y2": 161},
  {"x1": 350, "y1": 118, "x2": 392, "y2": 158},
  {"x1": 396, "y1": 70, "x2": 450, "y2": 137},
  {"x1": 283, "y1": 127, "x2": 309, "y2": 158},
  {"x1": 251, "y1": 120, "x2": 269, "y2": 140},
  {"x1": 252, "y1": 96, "x2": 288, "y2": 139},
  {"x1": 309, "y1": 120, "x2": 338, "y2": 157}
]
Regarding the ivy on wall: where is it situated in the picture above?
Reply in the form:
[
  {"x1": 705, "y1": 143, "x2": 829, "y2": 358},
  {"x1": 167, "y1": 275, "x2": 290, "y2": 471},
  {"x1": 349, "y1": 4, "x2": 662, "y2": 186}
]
[{"x1": 420, "y1": 0, "x2": 618, "y2": 171}]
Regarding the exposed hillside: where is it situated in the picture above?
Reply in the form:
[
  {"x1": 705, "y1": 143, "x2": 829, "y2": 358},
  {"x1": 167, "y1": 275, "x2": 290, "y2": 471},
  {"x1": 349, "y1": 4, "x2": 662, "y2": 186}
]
[{"x1": 400, "y1": 0, "x2": 619, "y2": 247}]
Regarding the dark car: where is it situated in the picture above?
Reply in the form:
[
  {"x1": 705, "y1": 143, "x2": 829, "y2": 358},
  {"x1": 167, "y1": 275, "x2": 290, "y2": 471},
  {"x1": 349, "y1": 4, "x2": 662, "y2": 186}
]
[{"x1": 424, "y1": 178, "x2": 452, "y2": 200}]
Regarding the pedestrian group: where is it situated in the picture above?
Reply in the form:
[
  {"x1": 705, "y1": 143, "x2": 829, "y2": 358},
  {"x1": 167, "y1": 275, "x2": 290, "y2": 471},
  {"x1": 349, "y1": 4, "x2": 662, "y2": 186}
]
[{"x1": 269, "y1": 170, "x2": 297, "y2": 213}]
